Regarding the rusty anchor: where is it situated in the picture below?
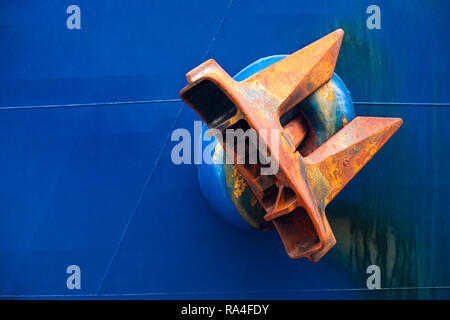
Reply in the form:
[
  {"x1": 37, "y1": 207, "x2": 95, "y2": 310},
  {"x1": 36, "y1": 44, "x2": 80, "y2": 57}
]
[{"x1": 180, "y1": 29, "x2": 402, "y2": 261}]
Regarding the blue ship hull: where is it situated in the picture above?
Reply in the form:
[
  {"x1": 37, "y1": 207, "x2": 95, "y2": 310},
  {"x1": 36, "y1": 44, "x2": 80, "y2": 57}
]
[{"x1": 0, "y1": 0, "x2": 448, "y2": 299}]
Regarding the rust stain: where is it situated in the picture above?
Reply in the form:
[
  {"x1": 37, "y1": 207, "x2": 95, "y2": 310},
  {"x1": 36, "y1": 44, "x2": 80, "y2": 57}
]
[
  {"x1": 232, "y1": 167, "x2": 246, "y2": 199},
  {"x1": 318, "y1": 81, "x2": 335, "y2": 100}
]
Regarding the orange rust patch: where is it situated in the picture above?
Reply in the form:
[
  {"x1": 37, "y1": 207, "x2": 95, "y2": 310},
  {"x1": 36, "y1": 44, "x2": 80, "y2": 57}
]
[
  {"x1": 232, "y1": 167, "x2": 246, "y2": 198},
  {"x1": 318, "y1": 81, "x2": 335, "y2": 100}
]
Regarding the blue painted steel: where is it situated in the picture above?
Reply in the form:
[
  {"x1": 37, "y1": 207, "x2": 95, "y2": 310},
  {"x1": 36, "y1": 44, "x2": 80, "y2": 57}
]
[{"x1": 0, "y1": 0, "x2": 448, "y2": 299}]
